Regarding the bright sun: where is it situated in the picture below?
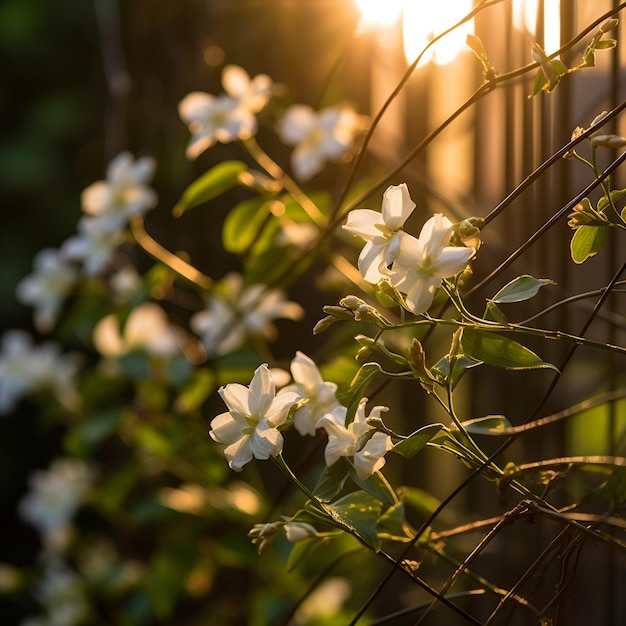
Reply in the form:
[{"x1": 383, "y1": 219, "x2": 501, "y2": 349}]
[
  {"x1": 353, "y1": 0, "x2": 474, "y2": 65},
  {"x1": 353, "y1": 0, "x2": 561, "y2": 65}
]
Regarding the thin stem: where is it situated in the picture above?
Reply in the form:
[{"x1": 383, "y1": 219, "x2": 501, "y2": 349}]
[
  {"x1": 130, "y1": 217, "x2": 212, "y2": 291},
  {"x1": 243, "y1": 137, "x2": 326, "y2": 226}
]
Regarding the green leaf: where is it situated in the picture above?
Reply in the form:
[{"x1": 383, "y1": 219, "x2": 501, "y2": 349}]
[
  {"x1": 489, "y1": 275, "x2": 555, "y2": 304},
  {"x1": 347, "y1": 465, "x2": 396, "y2": 506},
  {"x1": 393, "y1": 424, "x2": 444, "y2": 459},
  {"x1": 286, "y1": 536, "x2": 323, "y2": 572},
  {"x1": 173, "y1": 160, "x2": 248, "y2": 217},
  {"x1": 431, "y1": 354, "x2": 481, "y2": 390},
  {"x1": 461, "y1": 329, "x2": 558, "y2": 371},
  {"x1": 326, "y1": 491, "x2": 383, "y2": 549},
  {"x1": 222, "y1": 197, "x2": 269, "y2": 253},
  {"x1": 597, "y1": 188, "x2": 626, "y2": 212},
  {"x1": 345, "y1": 362, "x2": 384, "y2": 422},
  {"x1": 570, "y1": 224, "x2": 609, "y2": 264},
  {"x1": 174, "y1": 368, "x2": 215, "y2": 413},
  {"x1": 64, "y1": 410, "x2": 123, "y2": 456},
  {"x1": 377, "y1": 501, "x2": 413, "y2": 541},
  {"x1": 484, "y1": 301, "x2": 508, "y2": 323},
  {"x1": 313, "y1": 458, "x2": 350, "y2": 502},
  {"x1": 461, "y1": 414, "x2": 513, "y2": 435}
]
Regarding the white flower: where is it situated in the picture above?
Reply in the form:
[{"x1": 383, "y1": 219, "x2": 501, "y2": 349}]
[
  {"x1": 16, "y1": 248, "x2": 77, "y2": 333},
  {"x1": 190, "y1": 272, "x2": 303, "y2": 357},
  {"x1": 0, "y1": 331, "x2": 80, "y2": 413},
  {"x1": 210, "y1": 364, "x2": 299, "y2": 471},
  {"x1": 222, "y1": 64, "x2": 273, "y2": 113},
  {"x1": 354, "y1": 431, "x2": 394, "y2": 479},
  {"x1": 343, "y1": 183, "x2": 416, "y2": 283},
  {"x1": 33, "y1": 560, "x2": 89, "y2": 626},
  {"x1": 179, "y1": 64, "x2": 273, "y2": 159},
  {"x1": 389, "y1": 214, "x2": 476, "y2": 314},
  {"x1": 62, "y1": 216, "x2": 126, "y2": 275},
  {"x1": 281, "y1": 351, "x2": 345, "y2": 436},
  {"x1": 317, "y1": 397, "x2": 392, "y2": 479},
  {"x1": 0, "y1": 331, "x2": 40, "y2": 413},
  {"x1": 109, "y1": 265, "x2": 142, "y2": 303},
  {"x1": 19, "y1": 458, "x2": 94, "y2": 551},
  {"x1": 81, "y1": 152, "x2": 157, "y2": 231},
  {"x1": 92, "y1": 302, "x2": 184, "y2": 358},
  {"x1": 277, "y1": 104, "x2": 367, "y2": 180},
  {"x1": 178, "y1": 92, "x2": 256, "y2": 158}
]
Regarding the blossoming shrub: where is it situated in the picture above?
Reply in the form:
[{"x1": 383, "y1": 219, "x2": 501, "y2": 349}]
[{"x1": 3, "y1": 4, "x2": 626, "y2": 625}]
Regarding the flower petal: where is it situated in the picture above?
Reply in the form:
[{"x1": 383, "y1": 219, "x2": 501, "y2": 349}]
[
  {"x1": 249, "y1": 421, "x2": 284, "y2": 460},
  {"x1": 358, "y1": 239, "x2": 388, "y2": 284},
  {"x1": 290, "y1": 351, "x2": 324, "y2": 388},
  {"x1": 266, "y1": 390, "x2": 300, "y2": 427},
  {"x1": 343, "y1": 209, "x2": 385, "y2": 241},
  {"x1": 354, "y1": 432, "x2": 393, "y2": 479},
  {"x1": 404, "y1": 276, "x2": 441, "y2": 315},
  {"x1": 381, "y1": 183, "x2": 416, "y2": 230},
  {"x1": 430, "y1": 246, "x2": 476, "y2": 278},
  {"x1": 209, "y1": 411, "x2": 246, "y2": 444},
  {"x1": 418, "y1": 213, "x2": 454, "y2": 257},
  {"x1": 248, "y1": 364, "x2": 275, "y2": 417},
  {"x1": 224, "y1": 436, "x2": 254, "y2": 471},
  {"x1": 218, "y1": 383, "x2": 250, "y2": 419}
]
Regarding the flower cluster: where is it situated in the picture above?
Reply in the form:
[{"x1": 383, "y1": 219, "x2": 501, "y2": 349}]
[
  {"x1": 190, "y1": 272, "x2": 304, "y2": 357},
  {"x1": 343, "y1": 183, "x2": 477, "y2": 314},
  {"x1": 179, "y1": 65, "x2": 273, "y2": 158},
  {"x1": 210, "y1": 355, "x2": 393, "y2": 480},
  {"x1": 178, "y1": 63, "x2": 367, "y2": 180},
  {"x1": 18, "y1": 457, "x2": 94, "y2": 553},
  {"x1": 15, "y1": 152, "x2": 157, "y2": 332},
  {"x1": 277, "y1": 104, "x2": 368, "y2": 181},
  {"x1": 0, "y1": 330, "x2": 79, "y2": 414}
]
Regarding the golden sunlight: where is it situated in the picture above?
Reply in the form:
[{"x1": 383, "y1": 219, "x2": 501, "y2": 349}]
[
  {"x1": 402, "y1": 1, "x2": 474, "y2": 65},
  {"x1": 513, "y1": 0, "x2": 561, "y2": 54},
  {"x1": 353, "y1": 0, "x2": 475, "y2": 66},
  {"x1": 353, "y1": 0, "x2": 404, "y2": 28}
]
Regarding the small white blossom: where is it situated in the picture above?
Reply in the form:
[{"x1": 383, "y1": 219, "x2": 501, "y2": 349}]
[
  {"x1": 19, "y1": 459, "x2": 94, "y2": 551},
  {"x1": 179, "y1": 93, "x2": 256, "y2": 158},
  {"x1": 92, "y1": 302, "x2": 184, "y2": 359},
  {"x1": 81, "y1": 152, "x2": 157, "y2": 231},
  {"x1": 343, "y1": 183, "x2": 416, "y2": 283},
  {"x1": 32, "y1": 560, "x2": 89, "y2": 626},
  {"x1": 277, "y1": 104, "x2": 367, "y2": 180},
  {"x1": 109, "y1": 265, "x2": 142, "y2": 303},
  {"x1": 389, "y1": 214, "x2": 476, "y2": 314},
  {"x1": 16, "y1": 248, "x2": 77, "y2": 333},
  {"x1": 0, "y1": 331, "x2": 79, "y2": 414},
  {"x1": 179, "y1": 64, "x2": 274, "y2": 159},
  {"x1": 317, "y1": 397, "x2": 392, "y2": 479},
  {"x1": 221, "y1": 64, "x2": 273, "y2": 113},
  {"x1": 281, "y1": 351, "x2": 345, "y2": 436},
  {"x1": 210, "y1": 364, "x2": 300, "y2": 471},
  {"x1": 190, "y1": 273, "x2": 303, "y2": 357},
  {"x1": 62, "y1": 215, "x2": 126, "y2": 275}
]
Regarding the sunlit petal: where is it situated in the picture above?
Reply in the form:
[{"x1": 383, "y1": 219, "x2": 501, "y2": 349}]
[
  {"x1": 210, "y1": 412, "x2": 246, "y2": 444},
  {"x1": 430, "y1": 246, "x2": 476, "y2": 277},
  {"x1": 343, "y1": 209, "x2": 384, "y2": 240},
  {"x1": 381, "y1": 183, "x2": 416, "y2": 230}
]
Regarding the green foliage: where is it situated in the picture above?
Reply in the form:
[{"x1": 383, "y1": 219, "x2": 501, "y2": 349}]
[
  {"x1": 461, "y1": 328, "x2": 559, "y2": 371},
  {"x1": 173, "y1": 161, "x2": 248, "y2": 217}
]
